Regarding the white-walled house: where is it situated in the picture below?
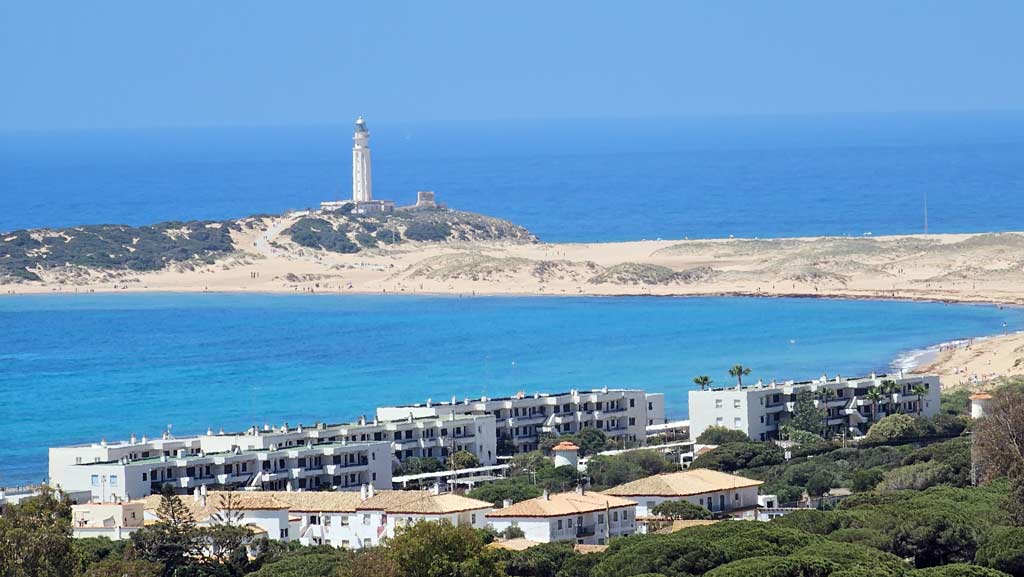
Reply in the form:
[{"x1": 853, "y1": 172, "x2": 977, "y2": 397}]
[
  {"x1": 286, "y1": 487, "x2": 492, "y2": 548},
  {"x1": 486, "y1": 487, "x2": 637, "y2": 545},
  {"x1": 138, "y1": 486, "x2": 492, "y2": 549},
  {"x1": 143, "y1": 490, "x2": 293, "y2": 541},
  {"x1": 603, "y1": 469, "x2": 763, "y2": 518},
  {"x1": 71, "y1": 501, "x2": 145, "y2": 540}
]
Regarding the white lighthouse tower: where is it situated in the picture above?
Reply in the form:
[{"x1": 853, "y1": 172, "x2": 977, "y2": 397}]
[{"x1": 352, "y1": 116, "x2": 372, "y2": 203}]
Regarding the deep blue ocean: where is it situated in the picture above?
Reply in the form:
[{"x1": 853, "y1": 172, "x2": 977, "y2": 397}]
[{"x1": 3, "y1": 113, "x2": 1024, "y2": 485}]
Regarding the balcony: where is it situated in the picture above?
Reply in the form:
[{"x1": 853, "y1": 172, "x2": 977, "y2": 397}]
[
  {"x1": 576, "y1": 526, "x2": 596, "y2": 537},
  {"x1": 510, "y1": 414, "x2": 547, "y2": 425}
]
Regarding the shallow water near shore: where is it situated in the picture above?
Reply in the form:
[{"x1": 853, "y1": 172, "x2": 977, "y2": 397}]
[{"x1": 2, "y1": 293, "x2": 1023, "y2": 486}]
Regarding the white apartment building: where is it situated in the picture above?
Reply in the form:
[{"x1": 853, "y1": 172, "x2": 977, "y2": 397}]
[
  {"x1": 49, "y1": 413, "x2": 497, "y2": 499},
  {"x1": 197, "y1": 414, "x2": 498, "y2": 468},
  {"x1": 688, "y1": 373, "x2": 941, "y2": 441},
  {"x1": 138, "y1": 486, "x2": 492, "y2": 548},
  {"x1": 603, "y1": 469, "x2": 763, "y2": 518},
  {"x1": 486, "y1": 487, "x2": 637, "y2": 545},
  {"x1": 53, "y1": 440, "x2": 392, "y2": 501},
  {"x1": 378, "y1": 388, "x2": 665, "y2": 454}
]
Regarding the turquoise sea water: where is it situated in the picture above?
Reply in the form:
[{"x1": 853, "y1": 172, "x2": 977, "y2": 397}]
[{"x1": 2, "y1": 293, "x2": 1023, "y2": 486}]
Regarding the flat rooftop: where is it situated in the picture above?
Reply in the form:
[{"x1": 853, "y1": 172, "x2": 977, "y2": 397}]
[
  {"x1": 381, "y1": 387, "x2": 650, "y2": 409},
  {"x1": 693, "y1": 372, "x2": 934, "y2": 394},
  {"x1": 75, "y1": 440, "x2": 389, "y2": 467}
]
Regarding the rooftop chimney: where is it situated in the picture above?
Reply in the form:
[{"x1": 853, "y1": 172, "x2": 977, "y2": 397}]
[
  {"x1": 543, "y1": 489, "x2": 550, "y2": 500},
  {"x1": 360, "y1": 484, "x2": 368, "y2": 500},
  {"x1": 130, "y1": 434, "x2": 137, "y2": 444},
  {"x1": 192, "y1": 487, "x2": 201, "y2": 503},
  {"x1": 369, "y1": 484, "x2": 375, "y2": 498},
  {"x1": 576, "y1": 484, "x2": 585, "y2": 495},
  {"x1": 502, "y1": 498, "x2": 512, "y2": 508}
]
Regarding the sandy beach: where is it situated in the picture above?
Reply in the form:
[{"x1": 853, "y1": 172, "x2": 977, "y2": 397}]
[
  {"x1": 7, "y1": 216, "x2": 1024, "y2": 303},
  {"x1": 6, "y1": 216, "x2": 1024, "y2": 389},
  {"x1": 915, "y1": 332, "x2": 1024, "y2": 391}
]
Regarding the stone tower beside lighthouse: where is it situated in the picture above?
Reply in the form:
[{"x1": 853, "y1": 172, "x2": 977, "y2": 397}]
[{"x1": 352, "y1": 116, "x2": 373, "y2": 203}]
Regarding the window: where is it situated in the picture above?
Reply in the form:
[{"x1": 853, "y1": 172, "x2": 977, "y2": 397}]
[
  {"x1": 612, "y1": 511, "x2": 618, "y2": 522},
  {"x1": 142, "y1": 472, "x2": 148, "y2": 481},
  {"x1": 733, "y1": 399, "x2": 741, "y2": 408},
  {"x1": 110, "y1": 475, "x2": 119, "y2": 487},
  {"x1": 598, "y1": 514, "x2": 605, "y2": 523},
  {"x1": 280, "y1": 528, "x2": 289, "y2": 539},
  {"x1": 342, "y1": 540, "x2": 350, "y2": 548},
  {"x1": 557, "y1": 519, "x2": 563, "y2": 530},
  {"x1": 568, "y1": 518, "x2": 573, "y2": 527},
  {"x1": 471, "y1": 514, "x2": 477, "y2": 524},
  {"x1": 362, "y1": 514, "x2": 371, "y2": 525},
  {"x1": 91, "y1": 475, "x2": 100, "y2": 487},
  {"x1": 628, "y1": 417, "x2": 636, "y2": 426},
  {"x1": 629, "y1": 398, "x2": 635, "y2": 408},
  {"x1": 715, "y1": 417, "x2": 724, "y2": 425},
  {"x1": 715, "y1": 399, "x2": 723, "y2": 409},
  {"x1": 734, "y1": 493, "x2": 740, "y2": 501},
  {"x1": 646, "y1": 501, "x2": 654, "y2": 509},
  {"x1": 363, "y1": 539, "x2": 371, "y2": 547},
  {"x1": 733, "y1": 417, "x2": 742, "y2": 428}
]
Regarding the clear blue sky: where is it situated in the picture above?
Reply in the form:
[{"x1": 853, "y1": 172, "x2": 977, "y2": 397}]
[{"x1": 2, "y1": 0, "x2": 1022, "y2": 131}]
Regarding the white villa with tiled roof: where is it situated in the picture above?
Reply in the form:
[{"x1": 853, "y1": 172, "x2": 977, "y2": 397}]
[
  {"x1": 134, "y1": 484, "x2": 492, "y2": 548},
  {"x1": 603, "y1": 468, "x2": 763, "y2": 517},
  {"x1": 486, "y1": 486, "x2": 637, "y2": 545}
]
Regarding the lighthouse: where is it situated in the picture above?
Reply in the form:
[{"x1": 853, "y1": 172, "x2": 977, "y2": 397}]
[{"x1": 352, "y1": 116, "x2": 372, "y2": 203}]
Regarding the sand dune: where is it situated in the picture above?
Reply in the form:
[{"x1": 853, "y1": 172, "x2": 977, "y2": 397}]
[{"x1": 6, "y1": 217, "x2": 1024, "y2": 304}]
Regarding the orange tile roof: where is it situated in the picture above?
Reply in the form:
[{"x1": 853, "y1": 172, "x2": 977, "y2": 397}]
[
  {"x1": 603, "y1": 469, "x2": 762, "y2": 497},
  {"x1": 486, "y1": 490, "x2": 636, "y2": 518},
  {"x1": 143, "y1": 490, "x2": 491, "y2": 517},
  {"x1": 486, "y1": 538, "x2": 541, "y2": 551}
]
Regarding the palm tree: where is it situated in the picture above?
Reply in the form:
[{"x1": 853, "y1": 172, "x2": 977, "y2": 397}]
[
  {"x1": 911, "y1": 383, "x2": 929, "y2": 416},
  {"x1": 817, "y1": 387, "x2": 836, "y2": 438},
  {"x1": 880, "y1": 379, "x2": 899, "y2": 414},
  {"x1": 693, "y1": 375, "x2": 713, "y2": 391},
  {"x1": 865, "y1": 387, "x2": 884, "y2": 423},
  {"x1": 728, "y1": 365, "x2": 752, "y2": 387}
]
